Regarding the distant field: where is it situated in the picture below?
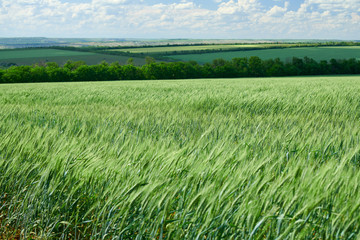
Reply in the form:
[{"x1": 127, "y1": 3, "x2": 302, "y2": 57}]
[
  {"x1": 169, "y1": 46, "x2": 360, "y2": 63},
  {"x1": 0, "y1": 37, "x2": 339, "y2": 49},
  {"x1": 1, "y1": 76, "x2": 360, "y2": 239},
  {"x1": 0, "y1": 49, "x2": 145, "y2": 66},
  {"x1": 112, "y1": 44, "x2": 296, "y2": 54},
  {"x1": 2, "y1": 46, "x2": 359, "y2": 67}
]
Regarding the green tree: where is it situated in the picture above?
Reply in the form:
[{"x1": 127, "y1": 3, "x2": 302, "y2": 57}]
[
  {"x1": 0, "y1": 69, "x2": 4, "y2": 83},
  {"x1": 73, "y1": 65, "x2": 96, "y2": 82},
  {"x1": 121, "y1": 64, "x2": 144, "y2": 80},
  {"x1": 330, "y1": 59, "x2": 340, "y2": 74},
  {"x1": 47, "y1": 67, "x2": 71, "y2": 82},
  {"x1": 2, "y1": 66, "x2": 32, "y2": 83},
  {"x1": 126, "y1": 58, "x2": 134, "y2": 65},
  {"x1": 291, "y1": 57, "x2": 304, "y2": 75},
  {"x1": 303, "y1": 56, "x2": 320, "y2": 75},
  {"x1": 90, "y1": 62, "x2": 112, "y2": 81},
  {"x1": 184, "y1": 61, "x2": 202, "y2": 79},
  {"x1": 145, "y1": 56, "x2": 156, "y2": 65},
  {"x1": 63, "y1": 60, "x2": 86, "y2": 71},
  {"x1": 232, "y1": 58, "x2": 249, "y2": 77},
  {"x1": 264, "y1": 58, "x2": 285, "y2": 76},
  {"x1": 166, "y1": 62, "x2": 186, "y2": 79},
  {"x1": 356, "y1": 59, "x2": 360, "y2": 74},
  {"x1": 345, "y1": 58, "x2": 359, "y2": 74},
  {"x1": 46, "y1": 62, "x2": 59, "y2": 69},
  {"x1": 201, "y1": 63, "x2": 214, "y2": 78},
  {"x1": 319, "y1": 60, "x2": 330, "y2": 74},
  {"x1": 109, "y1": 62, "x2": 123, "y2": 80},
  {"x1": 284, "y1": 63, "x2": 298, "y2": 76},
  {"x1": 142, "y1": 62, "x2": 170, "y2": 80},
  {"x1": 31, "y1": 66, "x2": 49, "y2": 82},
  {"x1": 248, "y1": 56, "x2": 264, "y2": 77},
  {"x1": 211, "y1": 59, "x2": 237, "y2": 78}
]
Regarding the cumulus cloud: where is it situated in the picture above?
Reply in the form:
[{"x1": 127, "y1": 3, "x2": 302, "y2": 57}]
[
  {"x1": 0, "y1": 0, "x2": 358, "y2": 39},
  {"x1": 92, "y1": 0, "x2": 127, "y2": 5},
  {"x1": 217, "y1": 0, "x2": 261, "y2": 14},
  {"x1": 306, "y1": 0, "x2": 360, "y2": 10},
  {"x1": 267, "y1": 2, "x2": 289, "y2": 17}
]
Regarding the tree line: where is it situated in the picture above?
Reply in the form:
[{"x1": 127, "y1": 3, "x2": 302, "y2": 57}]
[{"x1": 0, "y1": 56, "x2": 359, "y2": 84}]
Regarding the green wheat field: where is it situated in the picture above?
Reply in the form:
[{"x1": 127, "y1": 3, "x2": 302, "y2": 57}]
[
  {"x1": 1, "y1": 76, "x2": 360, "y2": 239},
  {"x1": 0, "y1": 49, "x2": 146, "y2": 66},
  {"x1": 169, "y1": 46, "x2": 360, "y2": 63}
]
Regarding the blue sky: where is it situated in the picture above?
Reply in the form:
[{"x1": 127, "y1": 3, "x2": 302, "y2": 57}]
[{"x1": 0, "y1": 0, "x2": 359, "y2": 39}]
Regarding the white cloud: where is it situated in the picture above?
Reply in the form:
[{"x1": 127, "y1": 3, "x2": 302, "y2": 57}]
[
  {"x1": 92, "y1": 0, "x2": 127, "y2": 5},
  {"x1": 351, "y1": 13, "x2": 360, "y2": 23},
  {"x1": 0, "y1": 0, "x2": 358, "y2": 39},
  {"x1": 266, "y1": 2, "x2": 289, "y2": 17},
  {"x1": 217, "y1": 0, "x2": 261, "y2": 14},
  {"x1": 306, "y1": 0, "x2": 360, "y2": 10}
]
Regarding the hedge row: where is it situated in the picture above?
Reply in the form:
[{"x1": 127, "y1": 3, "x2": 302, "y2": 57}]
[{"x1": 0, "y1": 57, "x2": 359, "y2": 83}]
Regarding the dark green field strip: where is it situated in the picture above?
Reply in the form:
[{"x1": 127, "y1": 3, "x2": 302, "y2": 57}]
[
  {"x1": 0, "y1": 49, "x2": 146, "y2": 66},
  {"x1": 169, "y1": 46, "x2": 360, "y2": 63},
  {"x1": 0, "y1": 49, "x2": 94, "y2": 60},
  {"x1": 0, "y1": 54, "x2": 145, "y2": 66}
]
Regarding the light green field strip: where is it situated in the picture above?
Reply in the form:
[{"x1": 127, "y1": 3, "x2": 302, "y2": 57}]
[
  {"x1": 111, "y1": 44, "x2": 296, "y2": 54},
  {"x1": 1, "y1": 76, "x2": 360, "y2": 238},
  {"x1": 169, "y1": 46, "x2": 360, "y2": 63},
  {"x1": 0, "y1": 49, "x2": 95, "y2": 60}
]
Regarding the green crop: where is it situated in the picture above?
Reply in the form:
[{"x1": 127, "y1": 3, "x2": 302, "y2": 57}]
[
  {"x1": 1, "y1": 76, "x2": 360, "y2": 239},
  {"x1": 169, "y1": 46, "x2": 360, "y2": 63},
  {"x1": 0, "y1": 49, "x2": 95, "y2": 60},
  {"x1": 0, "y1": 49, "x2": 145, "y2": 66},
  {"x1": 111, "y1": 44, "x2": 296, "y2": 54}
]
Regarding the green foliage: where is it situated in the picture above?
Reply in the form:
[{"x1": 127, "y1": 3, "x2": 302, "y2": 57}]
[
  {"x1": 46, "y1": 62, "x2": 59, "y2": 68},
  {"x1": 145, "y1": 56, "x2": 156, "y2": 64},
  {"x1": 126, "y1": 57, "x2": 134, "y2": 65},
  {"x1": 0, "y1": 69, "x2": 4, "y2": 83},
  {"x1": 120, "y1": 64, "x2": 144, "y2": 80},
  {"x1": 47, "y1": 67, "x2": 71, "y2": 82},
  {"x1": 0, "y1": 57, "x2": 359, "y2": 84},
  {"x1": 1, "y1": 77, "x2": 360, "y2": 239},
  {"x1": 264, "y1": 58, "x2": 285, "y2": 76},
  {"x1": 248, "y1": 56, "x2": 264, "y2": 77},
  {"x1": 2, "y1": 65, "x2": 33, "y2": 83},
  {"x1": 63, "y1": 60, "x2": 86, "y2": 71},
  {"x1": 31, "y1": 66, "x2": 49, "y2": 82}
]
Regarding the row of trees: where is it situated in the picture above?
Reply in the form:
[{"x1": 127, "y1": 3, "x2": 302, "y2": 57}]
[{"x1": 0, "y1": 57, "x2": 359, "y2": 84}]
